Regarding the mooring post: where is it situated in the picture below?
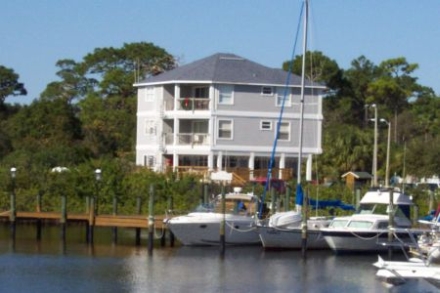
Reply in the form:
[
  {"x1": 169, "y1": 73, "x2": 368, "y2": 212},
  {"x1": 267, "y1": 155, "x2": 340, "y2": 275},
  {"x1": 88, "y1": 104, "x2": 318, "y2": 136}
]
[
  {"x1": 112, "y1": 193, "x2": 118, "y2": 245},
  {"x1": 204, "y1": 183, "x2": 209, "y2": 204},
  {"x1": 219, "y1": 185, "x2": 226, "y2": 256},
  {"x1": 270, "y1": 188, "x2": 275, "y2": 215},
  {"x1": 301, "y1": 186, "x2": 308, "y2": 258},
  {"x1": 85, "y1": 196, "x2": 90, "y2": 214},
  {"x1": 388, "y1": 188, "x2": 394, "y2": 260},
  {"x1": 60, "y1": 192, "x2": 67, "y2": 241},
  {"x1": 135, "y1": 196, "x2": 142, "y2": 246},
  {"x1": 87, "y1": 196, "x2": 95, "y2": 244},
  {"x1": 36, "y1": 191, "x2": 42, "y2": 240},
  {"x1": 9, "y1": 167, "x2": 17, "y2": 241},
  {"x1": 168, "y1": 193, "x2": 175, "y2": 247},
  {"x1": 148, "y1": 185, "x2": 155, "y2": 255}
]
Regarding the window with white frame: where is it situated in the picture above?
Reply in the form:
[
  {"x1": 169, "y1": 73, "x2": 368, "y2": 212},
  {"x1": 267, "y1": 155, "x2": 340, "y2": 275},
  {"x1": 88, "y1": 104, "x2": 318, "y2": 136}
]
[
  {"x1": 218, "y1": 85, "x2": 233, "y2": 104},
  {"x1": 194, "y1": 87, "x2": 209, "y2": 98},
  {"x1": 218, "y1": 120, "x2": 232, "y2": 139},
  {"x1": 144, "y1": 120, "x2": 156, "y2": 135},
  {"x1": 144, "y1": 155, "x2": 155, "y2": 167},
  {"x1": 276, "y1": 87, "x2": 291, "y2": 107},
  {"x1": 260, "y1": 120, "x2": 272, "y2": 131},
  {"x1": 261, "y1": 86, "x2": 273, "y2": 96},
  {"x1": 144, "y1": 87, "x2": 155, "y2": 102},
  {"x1": 276, "y1": 121, "x2": 290, "y2": 141}
]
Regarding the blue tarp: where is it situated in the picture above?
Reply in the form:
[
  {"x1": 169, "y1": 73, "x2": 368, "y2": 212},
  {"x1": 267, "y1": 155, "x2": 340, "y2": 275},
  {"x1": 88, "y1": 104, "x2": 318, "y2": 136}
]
[
  {"x1": 308, "y1": 199, "x2": 355, "y2": 211},
  {"x1": 295, "y1": 184, "x2": 303, "y2": 206}
]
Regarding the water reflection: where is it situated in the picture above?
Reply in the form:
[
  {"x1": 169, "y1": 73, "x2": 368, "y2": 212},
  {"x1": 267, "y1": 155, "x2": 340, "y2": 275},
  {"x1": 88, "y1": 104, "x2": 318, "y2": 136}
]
[{"x1": 0, "y1": 224, "x2": 437, "y2": 293}]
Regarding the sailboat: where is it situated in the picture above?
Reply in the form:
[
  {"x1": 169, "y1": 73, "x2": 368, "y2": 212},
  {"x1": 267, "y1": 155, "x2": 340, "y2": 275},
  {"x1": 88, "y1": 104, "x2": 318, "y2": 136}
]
[{"x1": 257, "y1": 0, "x2": 354, "y2": 250}]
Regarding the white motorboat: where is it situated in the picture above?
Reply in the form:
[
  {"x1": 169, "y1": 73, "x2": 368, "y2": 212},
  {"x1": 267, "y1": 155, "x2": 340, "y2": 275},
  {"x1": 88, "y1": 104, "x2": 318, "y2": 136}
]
[
  {"x1": 373, "y1": 256, "x2": 440, "y2": 289},
  {"x1": 258, "y1": 199, "x2": 355, "y2": 249},
  {"x1": 165, "y1": 188, "x2": 260, "y2": 246},
  {"x1": 321, "y1": 188, "x2": 417, "y2": 253},
  {"x1": 411, "y1": 208, "x2": 440, "y2": 263}
]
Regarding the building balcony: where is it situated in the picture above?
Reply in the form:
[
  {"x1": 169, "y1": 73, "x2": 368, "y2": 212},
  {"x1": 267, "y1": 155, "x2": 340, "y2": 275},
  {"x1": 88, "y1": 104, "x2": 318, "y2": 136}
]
[
  {"x1": 164, "y1": 98, "x2": 210, "y2": 111},
  {"x1": 164, "y1": 133, "x2": 210, "y2": 146}
]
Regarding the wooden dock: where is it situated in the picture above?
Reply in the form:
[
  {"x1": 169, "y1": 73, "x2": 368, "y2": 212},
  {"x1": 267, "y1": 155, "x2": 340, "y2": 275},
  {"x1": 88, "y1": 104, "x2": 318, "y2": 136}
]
[{"x1": 0, "y1": 211, "x2": 167, "y2": 229}]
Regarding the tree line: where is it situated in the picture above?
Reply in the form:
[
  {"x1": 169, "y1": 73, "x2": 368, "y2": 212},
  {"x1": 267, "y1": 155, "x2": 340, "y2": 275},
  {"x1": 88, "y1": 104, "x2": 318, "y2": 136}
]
[{"x1": 0, "y1": 42, "x2": 438, "y2": 216}]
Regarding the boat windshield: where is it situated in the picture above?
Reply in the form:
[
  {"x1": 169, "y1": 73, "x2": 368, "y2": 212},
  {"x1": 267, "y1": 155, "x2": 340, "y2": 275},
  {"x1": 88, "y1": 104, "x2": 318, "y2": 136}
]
[
  {"x1": 328, "y1": 219, "x2": 349, "y2": 228},
  {"x1": 347, "y1": 220, "x2": 374, "y2": 229},
  {"x1": 194, "y1": 203, "x2": 215, "y2": 212}
]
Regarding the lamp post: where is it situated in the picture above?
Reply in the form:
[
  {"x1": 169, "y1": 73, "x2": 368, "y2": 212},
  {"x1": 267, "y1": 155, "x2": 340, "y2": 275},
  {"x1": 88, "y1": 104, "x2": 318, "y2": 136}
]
[
  {"x1": 369, "y1": 104, "x2": 378, "y2": 187},
  {"x1": 10, "y1": 167, "x2": 17, "y2": 239},
  {"x1": 94, "y1": 169, "x2": 102, "y2": 214},
  {"x1": 380, "y1": 119, "x2": 391, "y2": 188}
]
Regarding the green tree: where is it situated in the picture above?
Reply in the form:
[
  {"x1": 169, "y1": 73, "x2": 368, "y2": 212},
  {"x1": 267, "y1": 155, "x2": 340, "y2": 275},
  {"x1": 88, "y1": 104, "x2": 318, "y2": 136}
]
[
  {"x1": 283, "y1": 50, "x2": 343, "y2": 90},
  {"x1": 319, "y1": 124, "x2": 372, "y2": 179},
  {"x1": 0, "y1": 65, "x2": 27, "y2": 104},
  {"x1": 3, "y1": 98, "x2": 84, "y2": 167},
  {"x1": 367, "y1": 57, "x2": 420, "y2": 119}
]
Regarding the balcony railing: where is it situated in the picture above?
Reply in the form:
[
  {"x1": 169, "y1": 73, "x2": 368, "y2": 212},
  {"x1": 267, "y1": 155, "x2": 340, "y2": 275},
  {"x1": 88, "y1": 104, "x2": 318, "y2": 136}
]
[
  {"x1": 164, "y1": 98, "x2": 210, "y2": 111},
  {"x1": 164, "y1": 133, "x2": 209, "y2": 145}
]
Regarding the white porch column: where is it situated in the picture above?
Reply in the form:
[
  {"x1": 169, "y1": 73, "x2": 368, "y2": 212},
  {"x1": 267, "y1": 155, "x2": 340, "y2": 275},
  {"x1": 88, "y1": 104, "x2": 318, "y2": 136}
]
[
  {"x1": 278, "y1": 153, "x2": 285, "y2": 179},
  {"x1": 209, "y1": 85, "x2": 215, "y2": 111},
  {"x1": 248, "y1": 152, "x2": 255, "y2": 180},
  {"x1": 174, "y1": 84, "x2": 180, "y2": 111},
  {"x1": 306, "y1": 154, "x2": 313, "y2": 182},
  {"x1": 173, "y1": 152, "x2": 178, "y2": 172},
  {"x1": 208, "y1": 152, "x2": 214, "y2": 171},
  {"x1": 217, "y1": 151, "x2": 223, "y2": 171}
]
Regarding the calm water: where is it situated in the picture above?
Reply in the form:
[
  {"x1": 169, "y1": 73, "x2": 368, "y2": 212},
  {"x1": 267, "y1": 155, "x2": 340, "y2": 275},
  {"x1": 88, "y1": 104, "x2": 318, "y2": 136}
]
[{"x1": 0, "y1": 224, "x2": 437, "y2": 293}]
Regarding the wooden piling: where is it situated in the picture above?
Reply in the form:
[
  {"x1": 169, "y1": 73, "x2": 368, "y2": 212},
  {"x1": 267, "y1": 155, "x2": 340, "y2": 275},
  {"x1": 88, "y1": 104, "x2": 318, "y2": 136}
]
[
  {"x1": 147, "y1": 185, "x2": 154, "y2": 255},
  {"x1": 285, "y1": 185, "x2": 291, "y2": 211},
  {"x1": 219, "y1": 185, "x2": 226, "y2": 256},
  {"x1": 112, "y1": 195, "x2": 118, "y2": 244},
  {"x1": 10, "y1": 189, "x2": 16, "y2": 241},
  {"x1": 36, "y1": 192, "x2": 42, "y2": 240},
  {"x1": 88, "y1": 196, "x2": 95, "y2": 244},
  {"x1": 388, "y1": 188, "x2": 394, "y2": 260},
  {"x1": 301, "y1": 186, "x2": 308, "y2": 258},
  {"x1": 60, "y1": 193, "x2": 67, "y2": 241},
  {"x1": 168, "y1": 194, "x2": 175, "y2": 247},
  {"x1": 135, "y1": 196, "x2": 142, "y2": 246}
]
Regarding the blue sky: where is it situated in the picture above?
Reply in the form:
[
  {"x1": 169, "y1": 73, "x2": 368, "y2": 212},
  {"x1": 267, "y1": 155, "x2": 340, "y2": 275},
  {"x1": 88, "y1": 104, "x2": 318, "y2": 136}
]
[{"x1": 1, "y1": 0, "x2": 439, "y2": 104}]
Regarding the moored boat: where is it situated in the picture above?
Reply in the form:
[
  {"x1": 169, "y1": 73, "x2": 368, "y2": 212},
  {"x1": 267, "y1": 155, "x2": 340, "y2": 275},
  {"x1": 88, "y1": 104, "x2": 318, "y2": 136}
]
[
  {"x1": 258, "y1": 199, "x2": 354, "y2": 250},
  {"x1": 321, "y1": 188, "x2": 418, "y2": 253},
  {"x1": 165, "y1": 187, "x2": 260, "y2": 246}
]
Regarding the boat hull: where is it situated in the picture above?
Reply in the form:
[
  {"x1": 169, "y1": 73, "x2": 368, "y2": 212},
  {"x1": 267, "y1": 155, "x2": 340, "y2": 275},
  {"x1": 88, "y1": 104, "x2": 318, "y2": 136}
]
[
  {"x1": 258, "y1": 226, "x2": 327, "y2": 249},
  {"x1": 167, "y1": 213, "x2": 260, "y2": 246},
  {"x1": 258, "y1": 218, "x2": 330, "y2": 250},
  {"x1": 321, "y1": 230, "x2": 414, "y2": 253}
]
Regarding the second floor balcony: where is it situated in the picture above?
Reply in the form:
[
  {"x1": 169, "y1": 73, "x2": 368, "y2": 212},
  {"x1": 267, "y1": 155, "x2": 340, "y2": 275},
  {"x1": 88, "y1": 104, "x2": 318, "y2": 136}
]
[
  {"x1": 164, "y1": 132, "x2": 210, "y2": 146},
  {"x1": 164, "y1": 98, "x2": 210, "y2": 111}
]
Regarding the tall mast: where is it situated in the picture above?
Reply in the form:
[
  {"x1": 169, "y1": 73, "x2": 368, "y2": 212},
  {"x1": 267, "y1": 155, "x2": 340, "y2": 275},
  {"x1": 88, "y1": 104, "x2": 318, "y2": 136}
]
[
  {"x1": 297, "y1": 0, "x2": 308, "y2": 186},
  {"x1": 299, "y1": 0, "x2": 309, "y2": 258}
]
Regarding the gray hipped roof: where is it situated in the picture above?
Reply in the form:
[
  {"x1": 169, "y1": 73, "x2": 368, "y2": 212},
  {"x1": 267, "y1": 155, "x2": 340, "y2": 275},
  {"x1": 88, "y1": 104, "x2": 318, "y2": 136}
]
[{"x1": 136, "y1": 53, "x2": 321, "y2": 87}]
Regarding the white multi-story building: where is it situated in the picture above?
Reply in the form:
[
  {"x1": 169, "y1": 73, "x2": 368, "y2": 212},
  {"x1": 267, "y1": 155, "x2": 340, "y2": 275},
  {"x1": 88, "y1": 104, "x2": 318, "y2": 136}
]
[{"x1": 134, "y1": 53, "x2": 325, "y2": 181}]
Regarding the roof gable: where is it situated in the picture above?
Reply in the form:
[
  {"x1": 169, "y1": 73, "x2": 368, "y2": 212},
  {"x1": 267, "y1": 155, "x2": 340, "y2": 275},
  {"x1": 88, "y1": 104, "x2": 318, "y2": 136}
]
[
  {"x1": 135, "y1": 53, "x2": 322, "y2": 87},
  {"x1": 341, "y1": 171, "x2": 373, "y2": 179}
]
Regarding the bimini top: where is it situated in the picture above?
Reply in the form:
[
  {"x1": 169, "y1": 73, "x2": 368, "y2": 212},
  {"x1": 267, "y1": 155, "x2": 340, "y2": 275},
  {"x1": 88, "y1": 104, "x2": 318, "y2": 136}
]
[{"x1": 360, "y1": 189, "x2": 413, "y2": 205}]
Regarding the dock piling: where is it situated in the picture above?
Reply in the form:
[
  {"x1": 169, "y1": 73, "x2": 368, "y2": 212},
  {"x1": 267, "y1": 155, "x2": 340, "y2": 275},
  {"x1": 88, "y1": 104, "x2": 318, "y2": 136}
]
[{"x1": 147, "y1": 185, "x2": 155, "y2": 255}]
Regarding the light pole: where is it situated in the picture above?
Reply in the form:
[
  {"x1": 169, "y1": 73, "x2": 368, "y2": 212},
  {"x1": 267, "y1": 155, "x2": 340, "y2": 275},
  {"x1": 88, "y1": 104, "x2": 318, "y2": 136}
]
[
  {"x1": 10, "y1": 167, "x2": 17, "y2": 239},
  {"x1": 380, "y1": 119, "x2": 391, "y2": 188},
  {"x1": 369, "y1": 104, "x2": 378, "y2": 187},
  {"x1": 95, "y1": 169, "x2": 102, "y2": 214}
]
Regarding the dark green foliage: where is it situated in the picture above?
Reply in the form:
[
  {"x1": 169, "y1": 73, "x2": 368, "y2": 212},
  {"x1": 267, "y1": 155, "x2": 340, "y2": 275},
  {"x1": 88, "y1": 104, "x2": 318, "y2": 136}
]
[
  {"x1": 0, "y1": 65, "x2": 27, "y2": 104},
  {"x1": 0, "y1": 45, "x2": 438, "y2": 217}
]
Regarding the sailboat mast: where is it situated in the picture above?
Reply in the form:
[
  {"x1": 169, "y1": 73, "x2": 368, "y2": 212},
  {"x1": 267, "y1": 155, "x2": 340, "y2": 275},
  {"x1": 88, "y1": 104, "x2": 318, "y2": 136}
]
[
  {"x1": 299, "y1": 0, "x2": 309, "y2": 258},
  {"x1": 297, "y1": 0, "x2": 308, "y2": 185}
]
